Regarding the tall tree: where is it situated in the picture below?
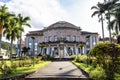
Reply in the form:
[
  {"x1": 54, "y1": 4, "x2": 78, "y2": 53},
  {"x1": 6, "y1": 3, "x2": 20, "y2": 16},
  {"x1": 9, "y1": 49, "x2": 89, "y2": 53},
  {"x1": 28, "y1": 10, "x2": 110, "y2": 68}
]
[
  {"x1": 91, "y1": 2, "x2": 105, "y2": 41},
  {"x1": 0, "y1": 5, "x2": 12, "y2": 52},
  {"x1": 104, "y1": 0, "x2": 120, "y2": 43},
  {"x1": 3, "y1": 16, "x2": 22, "y2": 59},
  {"x1": 16, "y1": 14, "x2": 31, "y2": 58}
]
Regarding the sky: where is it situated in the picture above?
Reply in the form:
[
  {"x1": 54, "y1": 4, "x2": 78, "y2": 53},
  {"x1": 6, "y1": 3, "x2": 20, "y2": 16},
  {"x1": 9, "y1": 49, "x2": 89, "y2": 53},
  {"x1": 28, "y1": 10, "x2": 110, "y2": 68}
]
[{"x1": 0, "y1": 0, "x2": 109, "y2": 43}]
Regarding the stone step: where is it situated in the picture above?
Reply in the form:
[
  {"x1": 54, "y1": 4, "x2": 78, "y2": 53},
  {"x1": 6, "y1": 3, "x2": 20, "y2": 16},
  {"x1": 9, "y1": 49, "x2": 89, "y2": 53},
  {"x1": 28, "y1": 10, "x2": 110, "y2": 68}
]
[
  {"x1": 25, "y1": 77, "x2": 92, "y2": 80},
  {"x1": 52, "y1": 58, "x2": 74, "y2": 61}
]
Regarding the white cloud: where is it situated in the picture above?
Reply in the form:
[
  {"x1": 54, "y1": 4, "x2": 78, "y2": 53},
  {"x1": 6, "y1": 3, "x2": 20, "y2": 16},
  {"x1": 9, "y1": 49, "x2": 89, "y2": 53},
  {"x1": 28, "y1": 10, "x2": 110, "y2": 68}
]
[
  {"x1": 0, "y1": 0, "x2": 70, "y2": 43},
  {"x1": 0, "y1": 0, "x2": 110, "y2": 43},
  {"x1": 61, "y1": 0, "x2": 109, "y2": 37}
]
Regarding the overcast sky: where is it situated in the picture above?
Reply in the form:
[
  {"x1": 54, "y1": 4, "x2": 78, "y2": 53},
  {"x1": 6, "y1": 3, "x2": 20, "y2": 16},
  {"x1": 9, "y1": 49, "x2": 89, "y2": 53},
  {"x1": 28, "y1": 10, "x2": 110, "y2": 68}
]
[{"x1": 0, "y1": 0, "x2": 109, "y2": 43}]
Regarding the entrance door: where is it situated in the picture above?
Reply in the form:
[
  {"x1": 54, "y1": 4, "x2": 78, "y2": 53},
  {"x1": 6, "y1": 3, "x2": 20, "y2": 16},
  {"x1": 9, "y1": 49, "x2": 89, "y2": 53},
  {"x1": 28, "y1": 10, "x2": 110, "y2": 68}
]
[
  {"x1": 60, "y1": 46, "x2": 64, "y2": 58},
  {"x1": 60, "y1": 49, "x2": 64, "y2": 58}
]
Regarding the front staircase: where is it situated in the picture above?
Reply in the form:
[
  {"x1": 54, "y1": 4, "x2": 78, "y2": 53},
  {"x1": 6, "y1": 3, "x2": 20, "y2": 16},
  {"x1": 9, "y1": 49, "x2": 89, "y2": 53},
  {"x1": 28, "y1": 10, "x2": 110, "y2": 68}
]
[
  {"x1": 25, "y1": 77, "x2": 91, "y2": 80},
  {"x1": 52, "y1": 58, "x2": 74, "y2": 61}
]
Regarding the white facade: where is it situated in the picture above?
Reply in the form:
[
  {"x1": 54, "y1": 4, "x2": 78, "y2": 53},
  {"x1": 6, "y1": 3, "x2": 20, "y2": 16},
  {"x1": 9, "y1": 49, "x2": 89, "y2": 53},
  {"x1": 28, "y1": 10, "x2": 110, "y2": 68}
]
[{"x1": 25, "y1": 21, "x2": 99, "y2": 58}]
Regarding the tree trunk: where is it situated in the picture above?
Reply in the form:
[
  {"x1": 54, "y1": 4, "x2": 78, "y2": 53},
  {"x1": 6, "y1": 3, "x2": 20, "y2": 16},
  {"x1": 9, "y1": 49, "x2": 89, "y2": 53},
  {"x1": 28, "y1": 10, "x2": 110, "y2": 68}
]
[
  {"x1": 10, "y1": 40, "x2": 13, "y2": 59},
  {"x1": 104, "y1": 0, "x2": 112, "y2": 43},
  {"x1": 0, "y1": 34, "x2": 2, "y2": 52},
  {"x1": 101, "y1": 14, "x2": 105, "y2": 41},
  {"x1": 108, "y1": 13, "x2": 112, "y2": 43},
  {"x1": 19, "y1": 33, "x2": 22, "y2": 58}
]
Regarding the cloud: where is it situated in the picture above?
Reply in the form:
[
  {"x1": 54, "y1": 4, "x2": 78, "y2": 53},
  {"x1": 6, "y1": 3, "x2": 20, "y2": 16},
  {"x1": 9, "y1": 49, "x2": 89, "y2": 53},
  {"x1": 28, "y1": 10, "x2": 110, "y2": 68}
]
[
  {"x1": 61, "y1": 0, "x2": 109, "y2": 37},
  {"x1": 7, "y1": 0, "x2": 69, "y2": 27},
  {"x1": 0, "y1": 0, "x2": 70, "y2": 42},
  {"x1": 0, "y1": 0, "x2": 109, "y2": 43}
]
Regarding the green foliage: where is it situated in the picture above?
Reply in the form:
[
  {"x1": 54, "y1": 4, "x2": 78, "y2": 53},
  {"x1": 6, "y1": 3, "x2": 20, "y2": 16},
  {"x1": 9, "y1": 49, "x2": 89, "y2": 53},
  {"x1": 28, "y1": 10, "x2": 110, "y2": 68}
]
[
  {"x1": 1, "y1": 41, "x2": 16, "y2": 50},
  {"x1": 89, "y1": 42, "x2": 120, "y2": 79},
  {"x1": 89, "y1": 66, "x2": 106, "y2": 80},
  {"x1": 70, "y1": 55, "x2": 76, "y2": 59},
  {"x1": 75, "y1": 55, "x2": 87, "y2": 63},
  {"x1": 34, "y1": 57, "x2": 40, "y2": 64},
  {"x1": 40, "y1": 54, "x2": 54, "y2": 60}
]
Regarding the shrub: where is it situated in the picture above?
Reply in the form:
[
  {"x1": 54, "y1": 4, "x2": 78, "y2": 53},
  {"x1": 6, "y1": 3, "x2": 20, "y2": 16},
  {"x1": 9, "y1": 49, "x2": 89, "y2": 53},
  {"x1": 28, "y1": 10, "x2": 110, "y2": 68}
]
[
  {"x1": 90, "y1": 66, "x2": 106, "y2": 80},
  {"x1": 79, "y1": 55, "x2": 87, "y2": 63},
  {"x1": 10, "y1": 62, "x2": 17, "y2": 74},
  {"x1": 34, "y1": 57, "x2": 40, "y2": 64},
  {"x1": 75, "y1": 55, "x2": 87, "y2": 63},
  {"x1": 89, "y1": 42, "x2": 120, "y2": 79},
  {"x1": 70, "y1": 55, "x2": 76, "y2": 59}
]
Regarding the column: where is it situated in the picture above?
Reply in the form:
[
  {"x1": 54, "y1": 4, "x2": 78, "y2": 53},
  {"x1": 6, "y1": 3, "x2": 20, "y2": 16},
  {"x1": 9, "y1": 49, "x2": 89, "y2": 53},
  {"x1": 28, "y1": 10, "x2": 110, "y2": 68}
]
[
  {"x1": 74, "y1": 44, "x2": 77, "y2": 55},
  {"x1": 51, "y1": 47, "x2": 54, "y2": 56},
  {"x1": 83, "y1": 46, "x2": 85, "y2": 54},
  {"x1": 46, "y1": 46, "x2": 49, "y2": 55},
  {"x1": 64, "y1": 44, "x2": 68, "y2": 57},
  {"x1": 72, "y1": 45, "x2": 75, "y2": 55},
  {"x1": 42, "y1": 48, "x2": 44, "y2": 55},
  {"x1": 71, "y1": 46, "x2": 74, "y2": 55},
  {"x1": 76, "y1": 45, "x2": 78, "y2": 55},
  {"x1": 64, "y1": 46, "x2": 66, "y2": 57},
  {"x1": 57, "y1": 44, "x2": 60, "y2": 58}
]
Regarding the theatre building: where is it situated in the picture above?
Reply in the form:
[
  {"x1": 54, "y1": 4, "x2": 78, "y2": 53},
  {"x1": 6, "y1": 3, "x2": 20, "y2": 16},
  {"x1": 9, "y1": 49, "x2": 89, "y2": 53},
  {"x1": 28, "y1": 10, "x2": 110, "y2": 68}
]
[{"x1": 25, "y1": 21, "x2": 99, "y2": 58}]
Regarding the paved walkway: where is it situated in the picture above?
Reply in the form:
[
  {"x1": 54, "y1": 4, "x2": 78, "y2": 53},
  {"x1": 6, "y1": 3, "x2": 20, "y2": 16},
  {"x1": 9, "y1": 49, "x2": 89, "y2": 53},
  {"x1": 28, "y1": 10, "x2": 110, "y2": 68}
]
[{"x1": 26, "y1": 61, "x2": 88, "y2": 79}]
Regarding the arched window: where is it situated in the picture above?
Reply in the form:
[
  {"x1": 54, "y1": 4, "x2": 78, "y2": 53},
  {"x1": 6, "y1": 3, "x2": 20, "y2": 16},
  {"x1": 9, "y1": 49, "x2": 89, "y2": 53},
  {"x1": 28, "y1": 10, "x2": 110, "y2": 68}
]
[
  {"x1": 92, "y1": 36, "x2": 97, "y2": 47},
  {"x1": 73, "y1": 36, "x2": 76, "y2": 41},
  {"x1": 54, "y1": 35, "x2": 58, "y2": 41},
  {"x1": 66, "y1": 35, "x2": 71, "y2": 41}
]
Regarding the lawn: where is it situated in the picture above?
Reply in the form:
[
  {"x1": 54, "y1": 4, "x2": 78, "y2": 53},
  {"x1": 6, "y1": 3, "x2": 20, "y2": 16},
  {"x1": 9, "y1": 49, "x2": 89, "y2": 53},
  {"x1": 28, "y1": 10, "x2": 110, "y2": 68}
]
[{"x1": 0, "y1": 60, "x2": 50, "y2": 79}]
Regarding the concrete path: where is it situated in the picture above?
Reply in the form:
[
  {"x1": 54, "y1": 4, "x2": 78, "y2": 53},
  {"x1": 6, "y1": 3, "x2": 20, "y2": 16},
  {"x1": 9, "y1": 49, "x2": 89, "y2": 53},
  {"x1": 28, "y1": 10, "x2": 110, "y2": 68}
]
[{"x1": 26, "y1": 61, "x2": 88, "y2": 79}]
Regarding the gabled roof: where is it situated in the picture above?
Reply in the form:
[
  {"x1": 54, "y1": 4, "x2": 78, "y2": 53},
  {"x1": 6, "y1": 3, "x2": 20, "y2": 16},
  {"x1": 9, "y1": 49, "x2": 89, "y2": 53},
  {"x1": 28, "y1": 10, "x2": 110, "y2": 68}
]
[{"x1": 46, "y1": 21, "x2": 81, "y2": 30}]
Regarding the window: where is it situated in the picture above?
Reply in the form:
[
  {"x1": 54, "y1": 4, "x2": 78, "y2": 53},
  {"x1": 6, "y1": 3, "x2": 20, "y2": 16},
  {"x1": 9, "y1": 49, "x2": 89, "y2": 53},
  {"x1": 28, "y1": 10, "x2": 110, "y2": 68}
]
[
  {"x1": 73, "y1": 36, "x2": 76, "y2": 41},
  {"x1": 92, "y1": 36, "x2": 97, "y2": 46},
  {"x1": 86, "y1": 36, "x2": 90, "y2": 48},
  {"x1": 54, "y1": 35, "x2": 57, "y2": 41},
  {"x1": 48, "y1": 36, "x2": 52, "y2": 41},
  {"x1": 66, "y1": 35, "x2": 71, "y2": 41},
  {"x1": 77, "y1": 36, "x2": 80, "y2": 42},
  {"x1": 44, "y1": 37, "x2": 47, "y2": 42}
]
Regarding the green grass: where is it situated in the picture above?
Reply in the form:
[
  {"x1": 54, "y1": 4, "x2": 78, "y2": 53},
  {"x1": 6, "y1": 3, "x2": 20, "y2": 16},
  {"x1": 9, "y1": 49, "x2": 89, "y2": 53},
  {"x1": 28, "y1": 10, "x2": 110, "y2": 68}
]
[
  {"x1": 72, "y1": 60, "x2": 120, "y2": 80},
  {"x1": 72, "y1": 60, "x2": 94, "y2": 73},
  {"x1": 0, "y1": 61, "x2": 50, "y2": 78}
]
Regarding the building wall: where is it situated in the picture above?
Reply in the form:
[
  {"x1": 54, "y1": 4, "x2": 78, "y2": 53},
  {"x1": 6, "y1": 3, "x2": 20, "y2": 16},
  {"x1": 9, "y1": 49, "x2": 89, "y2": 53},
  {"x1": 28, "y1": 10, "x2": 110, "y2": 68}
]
[
  {"x1": 24, "y1": 21, "x2": 99, "y2": 56},
  {"x1": 43, "y1": 28, "x2": 82, "y2": 42}
]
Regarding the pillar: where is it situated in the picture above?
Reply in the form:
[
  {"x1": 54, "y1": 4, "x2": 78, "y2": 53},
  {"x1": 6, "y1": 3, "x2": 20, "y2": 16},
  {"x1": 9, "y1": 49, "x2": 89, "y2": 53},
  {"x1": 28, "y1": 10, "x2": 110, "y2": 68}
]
[
  {"x1": 51, "y1": 47, "x2": 54, "y2": 56},
  {"x1": 42, "y1": 48, "x2": 44, "y2": 55},
  {"x1": 57, "y1": 44, "x2": 60, "y2": 58}
]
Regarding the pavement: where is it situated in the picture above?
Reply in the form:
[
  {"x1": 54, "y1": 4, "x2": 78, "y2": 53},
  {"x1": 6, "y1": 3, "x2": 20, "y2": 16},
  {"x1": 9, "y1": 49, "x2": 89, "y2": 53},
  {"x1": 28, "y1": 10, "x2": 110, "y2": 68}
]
[{"x1": 26, "y1": 61, "x2": 88, "y2": 79}]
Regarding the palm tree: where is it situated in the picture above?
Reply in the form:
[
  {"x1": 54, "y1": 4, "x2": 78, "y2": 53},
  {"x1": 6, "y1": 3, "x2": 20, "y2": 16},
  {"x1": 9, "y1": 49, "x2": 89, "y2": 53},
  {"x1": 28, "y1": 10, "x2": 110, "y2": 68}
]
[
  {"x1": 0, "y1": 5, "x2": 13, "y2": 52},
  {"x1": 104, "y1": 0, "x2": 120, "y2": 43},
  {"x1": 16, "y1": 14, "x2": 31, "y2": 58},
  {"x1": 3, "y1": 16, "x2": 22, "y2": 59},
  {"x1": 91, "y1": 2, "x2": 105, "y2": 41}
]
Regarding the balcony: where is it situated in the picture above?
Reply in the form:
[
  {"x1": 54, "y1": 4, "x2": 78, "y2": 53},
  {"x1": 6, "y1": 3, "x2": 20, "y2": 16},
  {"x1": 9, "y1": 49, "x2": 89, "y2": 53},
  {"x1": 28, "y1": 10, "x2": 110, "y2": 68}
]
[{"x1": 40, "y1": 37, "x2": 85, "y2": 44}]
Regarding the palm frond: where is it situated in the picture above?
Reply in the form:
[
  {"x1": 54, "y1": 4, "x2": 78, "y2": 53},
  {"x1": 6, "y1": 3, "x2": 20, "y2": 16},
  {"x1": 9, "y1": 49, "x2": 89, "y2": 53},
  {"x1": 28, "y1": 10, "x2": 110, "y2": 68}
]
[{"x1": 91, "y1": 11, "x2": 99, "y2": 17}]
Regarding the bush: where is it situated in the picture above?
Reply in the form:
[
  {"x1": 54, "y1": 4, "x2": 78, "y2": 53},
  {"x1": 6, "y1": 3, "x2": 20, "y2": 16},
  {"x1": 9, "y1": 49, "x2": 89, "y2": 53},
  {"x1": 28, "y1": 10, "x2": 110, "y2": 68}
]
[
  {"x1": 34, "y1": 57, "x2": 40, "y2": 64},
  {"x1": 89, "y1": 42, "x2": 120, "y2": 79},
  {"x1": 90, "y1": 66, "x2": 106, "y2": 80},
  {"x1": 75, "y1": 55, "x2": 87, "y2": 63},
  {"x1": 70, "y1": 55, "x2": 76, "y2": 59},
  {"x1": 10, "y1": 62, "x2": 17, "y2": 74}
]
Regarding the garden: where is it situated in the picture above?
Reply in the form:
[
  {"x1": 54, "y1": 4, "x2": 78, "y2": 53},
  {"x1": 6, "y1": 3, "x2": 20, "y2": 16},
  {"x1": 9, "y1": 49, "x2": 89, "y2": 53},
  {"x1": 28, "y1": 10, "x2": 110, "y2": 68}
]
[
  {"x1": 72, "y1": 42, "x2": 120, "y2": 80},
  {"x1": 0, "y1": 56, "x2": 50, "y2": 79}
]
